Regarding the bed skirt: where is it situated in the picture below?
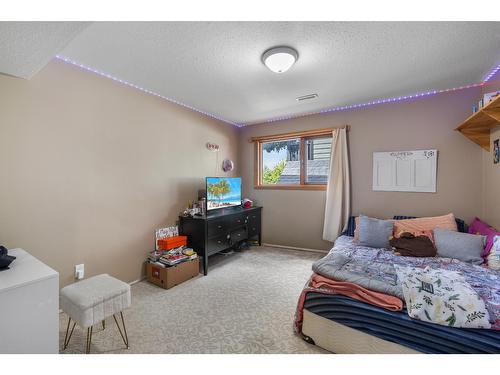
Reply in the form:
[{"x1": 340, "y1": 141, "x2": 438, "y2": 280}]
[{"x1": 302, "y1": 308, "x2": 419, "y2": 354}]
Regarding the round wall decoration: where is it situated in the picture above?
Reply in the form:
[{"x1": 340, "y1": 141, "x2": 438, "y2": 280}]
[{"x1": 222, "y1": 159, "x2": 234, "y2": 172}]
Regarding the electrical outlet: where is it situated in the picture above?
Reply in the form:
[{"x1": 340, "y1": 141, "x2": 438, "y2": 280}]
[{"x1": 75, "y1": 264, "x2": 84, "y2": 280}]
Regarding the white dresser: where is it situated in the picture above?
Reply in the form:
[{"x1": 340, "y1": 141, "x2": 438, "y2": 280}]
[{"x1": 0, "y1": 249, "x2": 59, "y2": 353}]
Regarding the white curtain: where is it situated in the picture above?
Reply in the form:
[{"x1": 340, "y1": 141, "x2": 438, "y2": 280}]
[{"x1": 322, "y1": 127, "x2": 351, "y2": 242}]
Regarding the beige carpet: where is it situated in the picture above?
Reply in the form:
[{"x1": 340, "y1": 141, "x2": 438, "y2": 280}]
[{"x1": 59, "y1": 246, "x2": 328, "y2": 354}]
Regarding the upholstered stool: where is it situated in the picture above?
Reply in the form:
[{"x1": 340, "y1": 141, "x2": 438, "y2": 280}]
[{"x1": 60, "y1": 274, "x2": 131, "y2": 353}]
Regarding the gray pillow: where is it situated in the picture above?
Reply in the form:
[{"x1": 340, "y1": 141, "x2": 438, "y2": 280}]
[
  {"x1": 434, "y1": 228, "x2": 485, "y2": 265},
  {"x1": 358, "y1": 216, "x2": 393, "y2": 249}
]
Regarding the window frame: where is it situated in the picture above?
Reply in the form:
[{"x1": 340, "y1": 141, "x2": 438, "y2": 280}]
[{"x1": 252, "y1": 127, "x2": 338, "y2": 191}]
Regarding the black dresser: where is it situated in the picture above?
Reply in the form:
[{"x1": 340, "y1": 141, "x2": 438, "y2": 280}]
[{"x1": 179, "y1": 206, "x2": 262, "y2": 275}]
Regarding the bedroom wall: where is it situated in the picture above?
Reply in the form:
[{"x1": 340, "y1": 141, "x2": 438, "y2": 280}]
[
  {"x1": 239, "y1": 88, "x2": 484, "y2": 251},
  {"x1": 0, "y1": 59, "x2": 239, "y2": 287},
  {"x1": 481, "y1": 71, "x2": 500, "y2": 229}
]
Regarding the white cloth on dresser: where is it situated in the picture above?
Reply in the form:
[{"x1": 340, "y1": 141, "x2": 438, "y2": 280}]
[{"x1": 60, "y1": 274, "x2": 131, "y2": 328}]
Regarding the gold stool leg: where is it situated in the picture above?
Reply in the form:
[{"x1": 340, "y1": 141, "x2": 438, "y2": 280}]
[
  {"x1": 120, "y1": 312, "x2": 129, "y2": 349},
  {"x1": 113, "y1": 312, "x2": 129, "y2": 349},
  {"x1": 85, "y1": 326, "x2": 93, "y2": 354},
  {"x1": 63, "y1": 317, "x2": 76, "y2": 350}
]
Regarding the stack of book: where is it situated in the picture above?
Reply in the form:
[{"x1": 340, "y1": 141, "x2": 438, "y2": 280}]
[
  {"x1": 147, "y1": 247, "x2": 198, "y2": 268},
  {"x1": 149, "y1": 228, "x2": 197, "y2": 268},
  {"x1": 148, "y1": 250, "x2": 163, "y2": 263}
]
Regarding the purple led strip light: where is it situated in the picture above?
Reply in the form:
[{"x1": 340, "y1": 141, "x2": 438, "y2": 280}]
[
  {"x1": 55, "y1": 55, "x2": 241, "y2": 127},
  {"x1": 256, "y1": 83, "x2": 484, "y2": 125},
  {"x1": 56, "y1": 55, "x2": 499, "y2": 127},
  {"x1": 250, "y1": 62, "x2": 500, "y2": 125},
  {"x1": 483, "y1": 63, "x2": 500, "y2": 83}
]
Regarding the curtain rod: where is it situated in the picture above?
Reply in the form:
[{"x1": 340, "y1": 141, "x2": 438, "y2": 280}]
[{"x1": 249, "y1": 125, "x2": 350, "y2": 143}]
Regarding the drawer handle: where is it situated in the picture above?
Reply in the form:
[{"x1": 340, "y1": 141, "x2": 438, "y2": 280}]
[
  {"x1": 236, "y1": 219, "x2": 241, "y2": 223},
  {"x1": 218, "y1": 225, "x2": 222, "y2": 229},
  {"x1": 237, "y1": 234, "x2": 241, "y2": 237},
  {"x1": 217, "y1": 240, "x2": 222, "y2": 244},
  {"x1": 252, "y1": 227, "x2": 256, "y2": 231}
]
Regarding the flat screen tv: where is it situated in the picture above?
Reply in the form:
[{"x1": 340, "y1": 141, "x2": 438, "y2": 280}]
[{"x1": 206, "y1": 177, "x2": 242, "y2": 211}]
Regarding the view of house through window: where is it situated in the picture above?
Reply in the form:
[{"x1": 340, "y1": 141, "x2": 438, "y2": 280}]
[
  {"x1": 305, "y1": 137, "x2": 332, "y2": 184},
  {"x1": 262, "y1": 139, "x2": 300, "y2": 184},
  {"x1": 258, "y1": 132, "x2": 332, "y2": 188}
]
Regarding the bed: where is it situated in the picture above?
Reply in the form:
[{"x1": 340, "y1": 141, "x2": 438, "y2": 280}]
[{"x1": 296, "y1": 235, "x2": 500, "y2": 354}]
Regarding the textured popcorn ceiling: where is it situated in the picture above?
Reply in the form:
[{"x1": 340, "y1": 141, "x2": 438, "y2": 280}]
[
  {"x1": 1, "y1": 22, "x2": 500, "y2": 124},
  {"x1": 0, "y1": 22, "x2": 90, "y2": 79}
]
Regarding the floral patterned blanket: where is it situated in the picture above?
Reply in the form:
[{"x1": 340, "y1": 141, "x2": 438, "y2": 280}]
[
  {"x1": 312, "y1": 236, "x2": 500, "y2": 330},
  {"x1": 395, "y1": 265, "x2": 490, "y2": 329}
]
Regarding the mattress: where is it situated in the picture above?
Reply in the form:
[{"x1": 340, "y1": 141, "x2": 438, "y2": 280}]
[
  {"x1": 304, "y1": 292, "x2": 500, "y2": 354},
  {"x1": 302, "y1": 308, "x2": 418, "y2": 354}
]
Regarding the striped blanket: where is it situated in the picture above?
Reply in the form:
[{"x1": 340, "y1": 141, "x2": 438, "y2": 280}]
[{"x1": 294, "y1": 273, "x2": 402, "y2": 333}]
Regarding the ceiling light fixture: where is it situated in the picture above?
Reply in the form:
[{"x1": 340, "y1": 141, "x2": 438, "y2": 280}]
[{"x1": 262, "y1": 46, "x2": 298, "y2": 73}]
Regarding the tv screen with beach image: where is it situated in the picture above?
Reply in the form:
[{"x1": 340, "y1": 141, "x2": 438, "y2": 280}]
[{"x1": 206, "y1": 177, "x2": 242, "y2": 210}]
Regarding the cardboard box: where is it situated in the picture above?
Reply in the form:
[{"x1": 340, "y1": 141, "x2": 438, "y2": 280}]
[
  {"x1": 157, "y1": 235, "x2": 187, "y2": 250},
  {"x1": 146, "y1": 258, "x2": 199, "y2": 289}
]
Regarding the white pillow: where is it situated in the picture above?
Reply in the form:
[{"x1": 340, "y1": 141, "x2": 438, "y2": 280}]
[{"x1": 487, "y1": 235, "x2": 500, "y2": 271}]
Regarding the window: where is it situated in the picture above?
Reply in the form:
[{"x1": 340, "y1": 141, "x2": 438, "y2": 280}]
[{"x1": 252, "y1": 128, "x2": 333, "y2": 190}]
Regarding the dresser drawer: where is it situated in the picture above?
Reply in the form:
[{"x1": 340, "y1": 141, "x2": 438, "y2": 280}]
[
  {"x1": 248, "y1": 212, "x2": 261, "y2": 227},
  {"x1": 207, "y1": 219, "x2": 227, "y2": 238},
  {"x1": 231, "y1": 214, "x2": 248, "y2": 227},
  {"x1": 248, "y1": 223, "x2": 260, "y2": 237},
  {"x1": 230, "y1": 227, "x2": 247, "y2": 244},
  {"x1": 248, "y1": 211, "x2": 260, "y2": 222},
  {"x1": 207, "y1": 234, "x2": 229, "y2": 255}
]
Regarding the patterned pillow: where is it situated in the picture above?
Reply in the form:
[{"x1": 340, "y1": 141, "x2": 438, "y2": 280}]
[{"x1": 487, "y1": 236, "x2": 500, "y2": 271}]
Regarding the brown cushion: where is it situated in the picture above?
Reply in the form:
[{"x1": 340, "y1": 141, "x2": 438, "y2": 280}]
[{"x1": 389, "y1": 232, "x2": 437, "y2": 257}]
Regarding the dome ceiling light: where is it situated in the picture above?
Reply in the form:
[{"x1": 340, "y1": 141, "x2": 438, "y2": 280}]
[{"x1": 262, "y1": 46, "x2": 298, "y2": 73}]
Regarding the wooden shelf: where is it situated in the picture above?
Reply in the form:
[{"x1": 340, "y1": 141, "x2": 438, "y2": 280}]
[{"x1": 456, "y1": 95, "x2": 500, "y2": 151}]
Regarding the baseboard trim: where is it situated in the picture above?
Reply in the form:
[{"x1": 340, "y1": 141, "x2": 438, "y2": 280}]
[
  {"x1": 262, "y1": 243, "x2": 328, "y2": 254},
  {"x1": 130, "y1": 277, "x2": 145, "y2": 286}
]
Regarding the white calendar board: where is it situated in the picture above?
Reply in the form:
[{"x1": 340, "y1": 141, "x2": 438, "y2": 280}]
[{"x1": 372, "y1": 150, "x2": 437, "y2": 192}]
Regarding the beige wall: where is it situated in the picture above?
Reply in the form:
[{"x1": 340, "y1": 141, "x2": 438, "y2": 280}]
[
  {"x1": 239, "y1": 88, "x2": 484, "y2": 250},
  {"x1": 481, "y1": 75, "x2": 500, "y2": 229},
  {"x1": 1, "y1": 57, "x2": 495, "y2": 284},
  {"x1": 0, "y1": 60, "x2": 239, "y2": 287}
]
